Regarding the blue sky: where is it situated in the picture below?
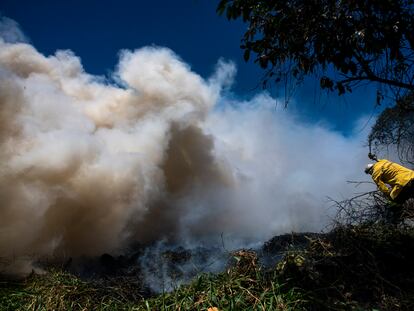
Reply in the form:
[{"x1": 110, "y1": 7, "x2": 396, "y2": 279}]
[
  {"x1": 0, "y1": 0, "x2": 382, "y2": 257},
  {"x1": 0, "y1": 0, "x2": 380, "y2": 134}
]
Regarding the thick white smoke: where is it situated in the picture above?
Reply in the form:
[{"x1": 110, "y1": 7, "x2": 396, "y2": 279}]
[{"x1": 0, "y1": 21, "x2": 373, "y2": 270}]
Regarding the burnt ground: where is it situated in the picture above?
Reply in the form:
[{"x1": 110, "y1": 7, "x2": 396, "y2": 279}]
[
  {"x1": 259, "y1": 232, "x2": 325, "y2": 266},
  {"x1": 40, "y1": 232, "x2": 325, "y2": 296},
  {"x1": 3, "y1": 225, "x2": 414, "y2": 309}
]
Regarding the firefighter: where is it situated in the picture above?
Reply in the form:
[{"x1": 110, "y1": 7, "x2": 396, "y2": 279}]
[{"x1": 365, "y1": 159, "x2": 414, "y2": 222}]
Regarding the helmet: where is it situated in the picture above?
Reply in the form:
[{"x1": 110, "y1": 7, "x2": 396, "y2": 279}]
[{"x1": 365, "y1": 163, "x2": 374, "y2": 174}]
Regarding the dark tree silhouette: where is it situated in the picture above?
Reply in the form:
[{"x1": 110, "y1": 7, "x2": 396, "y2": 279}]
[
  {"x1": 369, "y1": 92, "x2": 414, "y2": 164},
  {"x1": 217, "y1": 0, "x2": 414, "y2": 100}
]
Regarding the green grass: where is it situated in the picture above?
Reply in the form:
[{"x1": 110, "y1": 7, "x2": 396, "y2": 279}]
[
  {"x1": 0, "y1": 271, "x2": 140, "y2": 310},
  {"x1": 0, "y1": 255, "x2": 307, "y2": 311},
  {"x1": 142, "y1": 264, "x2": 305, "y2": 310},
  {"x1": 1, "y1": 224, "x2": 414, "y2": 310}
]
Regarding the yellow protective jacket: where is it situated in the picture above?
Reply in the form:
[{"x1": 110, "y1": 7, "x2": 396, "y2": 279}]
[{"x1": 371, "y1": 159, "x2": 414, "y2": 200}]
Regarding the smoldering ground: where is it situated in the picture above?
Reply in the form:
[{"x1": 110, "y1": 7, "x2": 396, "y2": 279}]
[{"x1": 0, "y1": 19, "x2": 374, "y2": 276}]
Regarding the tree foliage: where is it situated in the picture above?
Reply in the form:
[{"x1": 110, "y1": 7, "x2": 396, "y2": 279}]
[
  {"x1": 217, "y1": 0, "x2": 414, "y2": 99},
  {"x1": 369, "y1": 92, "x2": 414, "y2": 164}
]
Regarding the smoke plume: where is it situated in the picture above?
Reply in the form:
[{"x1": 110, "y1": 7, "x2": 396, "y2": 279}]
[{"x1": 0, "y1": 22, "x2": 372, "y2": 270}]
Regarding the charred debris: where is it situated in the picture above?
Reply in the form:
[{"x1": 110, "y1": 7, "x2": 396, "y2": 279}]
[{"x1": 2, "y1": 193, "x2": 414, "y2": 310}]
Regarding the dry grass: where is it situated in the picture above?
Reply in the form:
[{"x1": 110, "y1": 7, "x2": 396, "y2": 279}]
[{"x1": 2, "y1": 193, "x2": 414, "y2": 310}]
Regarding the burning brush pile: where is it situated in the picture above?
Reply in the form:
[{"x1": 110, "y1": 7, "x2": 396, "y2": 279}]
[
  {"x1": 0, "y1": 231, "x2": 320, "y2": 310},
  {"x1": 2, "y1": 221, "x2": 414, "y2": 310},
  {"x1": 2, "y1": 191, "x2": 414, "y2": 310},
  {"x1": 2, "y1": 18, "x2": 414, "y2": 310},
  {"x1": 0, "y1": 26, "x2": 373, "y2": 279}
]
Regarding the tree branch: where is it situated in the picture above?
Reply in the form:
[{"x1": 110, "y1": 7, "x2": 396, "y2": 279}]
[{"x1": 339, "y1": 75, "x2": 414, "y2": 91}]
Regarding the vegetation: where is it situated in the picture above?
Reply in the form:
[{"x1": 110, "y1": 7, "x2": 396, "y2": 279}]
[
  {"x1": 2, "y1": 217, "x2": 414, "y2": 310},
  {"x1": 217, "y1": 0, "x2": 414, "y2": 172},
  {"x1": 217, "y1": 0, "x2": 414, "y2": 100},
  {"x1": 0, "y1": 251, "x2": 306, "y2": 310},
  {"x1": 2, "y1": 4, "x2": 414, "y2": 309},
  {"x1": 368, "y1": 92, "x2": 414, "y2": 164},
  {"x1": 278, "y1": 224, "x2": 414, "y2": 310},
  {"x1": 141, "y1": 250, "x2": 305, "y2": 310},
  {"x1": 0, "y1": 271, "x2": 141, "y2": 310}
]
